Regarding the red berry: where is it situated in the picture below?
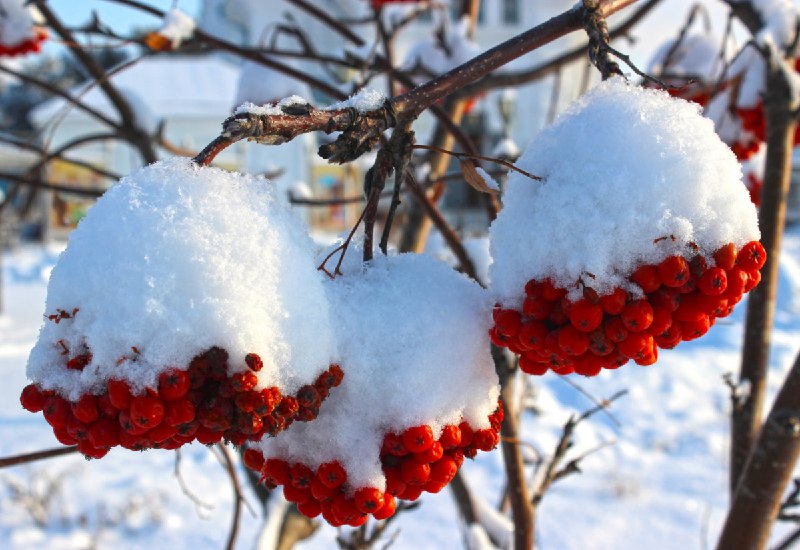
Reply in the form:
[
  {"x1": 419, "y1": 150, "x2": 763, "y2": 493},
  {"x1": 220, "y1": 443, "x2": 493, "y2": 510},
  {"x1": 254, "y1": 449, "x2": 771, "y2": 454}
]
[
  {"x1": 618, "y1": 332, "x2": 653, "y2": 360},
  {"x1": 263, "y1": 458, "x2": 290, "y2": 485},
  {"x1": 517, "y1": 321, "x2": 548, "y2": 350},
  {"x1": 569, "y1": 299, "x2": 603, "y2": 332},
  {"x1": 439, "y1": 425, "x2": 461, "y2": 449},
  {"x1": 558, "y1": 325, "x2": 590, "y2": 356},
  {"x1": 658, "y1": 256, "x2": 691, "y2": 287},
  {"x1": 165, "y1": 398, "x2": 195, "y2": 426},
  {"x1": 129, "y1": 395, "x2": 165, "y2": 429},
  {"x1": 472, "y1": 429, "x2": 499, "y2": 451},
  {"x1": 744, "y1": 268, "x2": 761, "y2": 291},
  {"x1": 714, "y1": 243, "x2": 737, "y2": 271},
  {"x1": 621, "y1": 300, "x2": 654, "y2": 332},
  {"x1": 540, "y1": 279, "x2": 567, "y2": 301},
  {"x1": 283, "y1": 484, "x2": 311, "y2": 504},
  {"x1": 649, "y1": 307, "x2": 673, "y2": 336},
  {"x1": 698, "y1": 267, "x2": 728, "y2": 296},
  {"x1": 355, "y1": 487, "x2": 385, "y2": 513},
  {"x1": 290, "y1": 463, "x2": 314, "y2": 489},
  {"x1": 245, "y1": 353, "x2": 263, "y2": 372},
  {"x1": 71, "y1": 394, "x2": 99, "y2": 424},
  {"x1": 599, "y1": 288, "x2": 627, "y2": 315},
  {"x1": 243, "y1": 449, "x2": 265, "y2": 472},
  {"x1": 332, "y1": 494, "x2": 360, "y2": 524},
  {"x1": 43, "y1": 396, "x2": 71, "y2": 430},
  {"x1": 317, "y1": 461, "x2": 347, "y2": 489},
  {"x1": 681, "y1": 316, "x2": 711, "y2": 341},
  {"x1": 430, "y1": 455, "x2": 458, "y2": 484},
  {"x1": 107, "y1": 379, "x2": 134, "y2": 409},
  {"x1": 416, "y1": 441, "x2": 444, "y2": 463},
  {"x1": 673, "y1": 294, "x2": 705, "y2": 322},
  {"x1": 494, "y1": 309, "x2": 522, "y2": 337},
  {"x1": 519, "y1": 354, "x2": 549, "y2": 375},
  {"x1": 725, "y1": 267, "x2": 748, "y2": 298},
  {"x1": 522, "y1": 296, "x2": 553, "y2": 320},
  {"x1": 373, "y1": 494, "x2": 397, "y2": 520},
  {"x1": 402, "y1": 425, "x2": 434, "y2": 453},
  {"x1": 631, "y1": 264, "x2": 661, "y2": 293},
  {"x1": 310, "y1": 476, "x2": 338, "y2": 501},
  {"x1": 588, "y1": 330, "x2": 614, "y2": 356},
  {"x1": 20, "y1": 384, "x2": 48, "y2": 412},
  {"x1": 78, "y1": 439, "x2": 110, "y2": 459},
  {"x1": 401, "y1": 460, "x2": 430, "y2": 485},
  {"x1": 604, "y1": 317, "x2": 628, "y2": 343},
  {"x1": 230, "y1": 371, "x2": 258, "y2": 393},
  {"x1": 158, "y1": 370, "x2": 190, "y2": 401},
  {"x1": 297, "y1": 499, "x2": 322, "y2": 518},
  {"x1": 89, "y1": 417, "x2": 120, "y2": 448},
  {"x1": 737, "y1": 241, "x2": 766, "y2": 271}
]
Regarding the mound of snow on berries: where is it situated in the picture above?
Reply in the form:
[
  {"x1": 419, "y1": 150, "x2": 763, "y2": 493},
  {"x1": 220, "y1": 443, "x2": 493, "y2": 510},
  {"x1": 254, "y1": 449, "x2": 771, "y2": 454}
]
[
  {"x1": 255, "y1": 253, "x2": 500, "y2": 490},
  {"x1": 27, "y1": 157, "x2": 336, "y2": 399},
  {"x1": 490, "y1": 77, "x2": 760, "y2": 305}
]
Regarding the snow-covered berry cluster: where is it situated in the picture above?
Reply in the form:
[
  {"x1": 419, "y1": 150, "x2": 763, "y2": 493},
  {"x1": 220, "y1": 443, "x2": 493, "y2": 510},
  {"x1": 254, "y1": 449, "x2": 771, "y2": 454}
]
[
  {"x1": 247, "y1": 253, "x2": 501, "y2": 525},
  {"x1": 244, "y1": 407, "x2": 502, "y2": 525},
  {"x1": 22, "y1": 158, "x2": 340, "y2": 457},
  {"x1": 0, "y1": 0, "x2": 47, "y2": 57},
  {"x1": 489, "y1": 78, "x2": 762, "y2": 376},
  {"x1": 491, "y1": 240, "x2": 765, "y2": 376},
  {"x1": 21, "y1": 346, "x2": 343, "y2": 458}
]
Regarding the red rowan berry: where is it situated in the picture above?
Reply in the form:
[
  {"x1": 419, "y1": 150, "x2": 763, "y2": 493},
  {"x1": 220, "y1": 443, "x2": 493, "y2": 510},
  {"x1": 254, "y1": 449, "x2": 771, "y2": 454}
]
[
  {"x1": 297, "y1": 499, "x2": 322, "y2": 518},
  {"x1": 263, "y1": 458, "x2": 291, "y2": 485},
  {"x1": 72, "y1": 394, "x2": 100, "y2": 424},
  {"x1": 519, "y1": 355, "x2": 549, "y2": 375},
  {"x1": 714, "y1": 243, "x2": 737, "y2": 270},
  {"x1": 698, "y1": 267, "x2": 727, "y2": 296},
  {"x1": 88, "y1": 418, "x2": 120, "y2": 448},
  {"x1": 402, "y1": 425, "x2": 434, "y2": 453},
  {"x1": 373, "y1": 494, "x2": 397, "y2": 520},
  {"x1": 43, "y1": 396, "x2": 71, "y2": 430},
  {"x1": 522, "y1": 296, "x2": 553, "y2": 320},
  {"x1": 599, "y1": 288, "x2": 627, "y2": 315},
  {"x1": 569, "y1": 299, "x2": 603, "y2": 332},
  {"x1": 20, "y1": 384, "x2": 48, "y2": 413},
  {"x1": 558, "y1": 325, "x2": 590, "y2": 356},
  {"x1": 401, "y1": 459, "x2": 431, "y2": 485},
  {"x1": 290, "y1": 463, "x2": 314, "y2": 489},
  {"x1": 540, "y1": 279, "x2": 567, "y2": 301},
  {"x1": 332, "y1": 495, "x2": 360, "y2": 523},
  {"x1": 283, "y1": 484, "x2": 312, "y2": 504},
  {"x1": 494, "y1": 309, "x2": 522, "y2": 337},
  {"x1": 621, "y1": 300, "x2": 654, "y2": 332},
  {"x1": 107, "y1": 379, "x2": 134, "y2": 410},
  {"x1": 658, "y1": 256, "x2": 691, "y2": 287},
  {"x1": 438, "y1": 425, "x2": 461, "y2": 449},
  {"x1": 355, "y1": 487, "x2": 385, "y2": 514},
  {"x1": 588, "y1": 330, "x2": 614, "y2": 356},
  {"x1": 310, "y1": 476, "x2": 338, "y2": 502},
  {"x1": 158, "y1": 369, "x2": 190, "y2": 401},
  {"x1": 604, "y1": 317, "x2": 628, "y2": 343},
  {"x1": 130, "y1": 395, "x2": 165, "y2": 429},
  {"x1": 430, "y1": 455, "x2": 458, "y2": 484},
  {"x1": 243, "y1": 448, "x2": 265, "y2": 472},
  {"x1": 737, "y1": 241, "x2": 766, "y2": 271},
  {"x1": 244, "y1": 353, "x2": 263, "y2": 372},
  {"x1": 316, "y1": 461, "x2": 347, "y2": 489},
  {"x1": 649, "y1": 307, "x2": 673, "y2": 336},
  {"x1": 631, "y1": 264, "x2": 661, "y2": 293}
]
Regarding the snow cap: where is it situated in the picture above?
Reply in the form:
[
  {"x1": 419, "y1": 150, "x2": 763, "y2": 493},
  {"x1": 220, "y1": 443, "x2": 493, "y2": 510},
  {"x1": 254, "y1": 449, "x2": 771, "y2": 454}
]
[
  {"x1": 489, "y1": 77, "x2": 760, "y2": 305},
  {"x1": 256, "y1": 252, "x2": 500, "y2": 491},
  {"x1": 27, "y1": 157, "x2": 336, "y2": 399}
]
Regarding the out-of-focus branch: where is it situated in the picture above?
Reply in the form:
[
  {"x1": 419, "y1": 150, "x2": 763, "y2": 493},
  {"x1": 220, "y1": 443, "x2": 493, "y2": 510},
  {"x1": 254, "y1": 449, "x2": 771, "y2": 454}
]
[
  {"x1": 717, "y1": 350, "x2": 800, "y2": 550},
  {"x1": 0, "y1": 446, "x2": 79, "y2": 469}
]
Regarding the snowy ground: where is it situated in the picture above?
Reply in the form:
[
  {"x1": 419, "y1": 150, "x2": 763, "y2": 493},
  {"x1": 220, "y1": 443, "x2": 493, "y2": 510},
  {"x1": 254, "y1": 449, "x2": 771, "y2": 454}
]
[{"x1": 1, "y1": 227, "x2": 798, "y2": 550}]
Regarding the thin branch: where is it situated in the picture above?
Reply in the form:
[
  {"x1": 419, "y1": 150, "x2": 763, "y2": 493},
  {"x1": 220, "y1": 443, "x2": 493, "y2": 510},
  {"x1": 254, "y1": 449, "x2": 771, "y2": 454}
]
[
  {"x1": 216, "y1": 443, "x2": 245, "y2": 550},
  {"x1": 413, "y1": 143, "x2": 541, "y2": 181},
  {"x1": 174, "y1": 449, "x2": 215, "y2": 515},
  {"x1": 0, "y1": 446, "x2": 79, "y2": 469}
]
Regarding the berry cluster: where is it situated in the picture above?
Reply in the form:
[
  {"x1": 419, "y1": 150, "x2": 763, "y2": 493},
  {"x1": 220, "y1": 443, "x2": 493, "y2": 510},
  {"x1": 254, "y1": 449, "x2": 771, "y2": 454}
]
[
  {"x1": 20, "y1": 346, "x2": 343, "y2": 459},
  {"x1": 244, "y1": 406, "x2": 503, "y2": 526},
  {"x1": 490, "y1": 241, "x2": 766, "y2": 377},
  {"x1": 0, "y1": 27, "x2": 47, "y2": 57}
]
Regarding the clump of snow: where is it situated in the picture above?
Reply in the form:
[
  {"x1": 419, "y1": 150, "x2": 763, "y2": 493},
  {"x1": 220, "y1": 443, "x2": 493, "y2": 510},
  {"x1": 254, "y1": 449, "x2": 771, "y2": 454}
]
[
  {"x1": 154, "y1": 8, "x2": 195, "y2": 48},
  {"x1": 27, "y1": 157, "x2": 336, "y2": 399},
  {"x1": 325, "y1": 88, "x2": 386, "y2": 113},
  {"x1": 740, "y1": 0, "x2": 800, "y2": 49},
  {"x1": 402, "y1": 15, "x2": 481, "y2": 84},
  {"x1": 233, "y1": 95, "x2": 310, "y2": 117},
  {"x1": 491, "y1": 137, "x2": 520, "y2": 159},
  {"x1": 475, "y1": 167, "x2": 500, "y2": 192},
  {"x1": 0, "y1": 0, "x2": 37, "y2": 48},
  {"x1": 234, "y1": 60, "x2": 311, "y2": 110},
  {"x1": 256, "y1": 253, "x2": 500, "y2": 491},
  {"x1": 489, "y1": 77, "x2": 760, "y2": 306}
]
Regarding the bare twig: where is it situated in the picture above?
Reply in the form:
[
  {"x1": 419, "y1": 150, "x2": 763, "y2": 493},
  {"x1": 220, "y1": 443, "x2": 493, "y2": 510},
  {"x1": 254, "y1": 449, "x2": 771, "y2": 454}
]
[
  {"x1": 174, "y1": 449, "x2": 215, "y2": 515},
  {"x1": 216, "y1": 443, "x2": 246, "y2": 550},
  {"x1": 0, "y1": 446, "x2": 79, "y2": 469}
]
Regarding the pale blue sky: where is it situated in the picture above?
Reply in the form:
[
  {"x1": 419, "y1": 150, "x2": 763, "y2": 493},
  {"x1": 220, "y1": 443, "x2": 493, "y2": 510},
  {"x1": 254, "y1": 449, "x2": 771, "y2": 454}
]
[{"x1": 48, "y1": 0, "x2": 201, "y2": 33}]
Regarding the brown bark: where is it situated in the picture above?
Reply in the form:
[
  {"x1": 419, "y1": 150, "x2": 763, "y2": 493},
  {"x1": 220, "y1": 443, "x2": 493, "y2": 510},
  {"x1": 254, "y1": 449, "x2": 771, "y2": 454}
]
[
  {"x1": 717, "y1": 351, "x2": 800, "y2": 550},
  {"x1": 731, "y1": 60, "x2": 797, "y2": 494}
]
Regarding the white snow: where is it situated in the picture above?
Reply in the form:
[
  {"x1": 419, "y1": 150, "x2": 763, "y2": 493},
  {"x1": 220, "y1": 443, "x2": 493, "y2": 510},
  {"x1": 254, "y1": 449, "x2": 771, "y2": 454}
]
[
  {"x1": 255, "y1": 252, "x2": 500, "y2": 492},
  {"x1": 489, "y1": 78, "x2": 760, "y2": 305},
  {"x1": 26, "y1": 157, "x2": 336, "y2": 399},
  {"x1": 402, "y1": 15, "x2": 481, "y2": 84},
  {"x1": 324, "y1": 88, "x2": 386, "y2": 113},
  {"x1": 234, "y1": 95, "x2": 310, "y2": 117},
  {"x1": 234, "y1": 60, "x2": 312, "y2": 111},
  {"x1": 475, "y1": 166, "x2": 501, "y2": 192},
  {"x1": 154, "y1": 8, "x2": 196, "y2": 49},
  {"x1": 0, "y1": 0, "x2": 37, "y2": 48}
]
